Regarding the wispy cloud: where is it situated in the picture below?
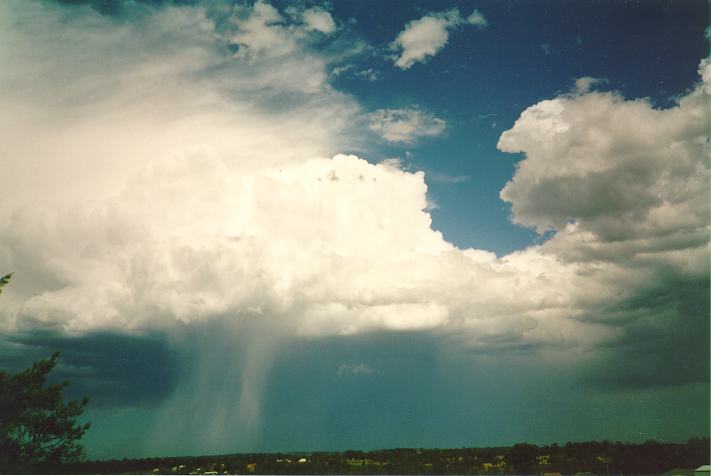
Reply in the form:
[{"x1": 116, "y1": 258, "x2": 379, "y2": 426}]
[
  {"x1": 337, "y1": 363, "x2": 375, "y2": 377},
  {"x1": 354, "y1": 68, "x2": 381, "y2": 81},
  {"x1": 428, "y1": 173, "x2": 470, "y2": 184},
  {"x1": 467, "y1": 9, "x2": 488, "y2": 28},
  {"x1": 368, "y1": 107, "x2": 446, "y2": 143}
]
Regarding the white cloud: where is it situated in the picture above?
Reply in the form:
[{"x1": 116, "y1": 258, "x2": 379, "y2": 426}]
[
  {"x1": 498, "y1": 72, "x2": 710, "y2": 260},
  {"x1": 330, "y1": 64, "x2": 352, "y2": 76},
  {"x1": 226, "y1": 2, "x2": 338, "y2": 92},
  {"x1": 390, "y1": 8, "x2": 487, "y2": 70},
  {"x1": 331, "y1": 66, "x2": 381, "y2": 82},
  {"x1": 0, "y1": 0, "x2": 361, "y2": 333},
  {"x1": 302, "y1": 8, "x2": 336, "y2": 34},
  {"x1": 701, "y1": 56, "x2": 711, "y2": 88},
  {"x1": 354, "y1": 68, "x2": 381, "y2": 81},
  {"x1": 230, "y1": 1, "x2": 295, "y2": 60},
  {"x1": 573, "y1": 76, "x2": 607, "y2": 94},
  {"x1": 391, "y1": 13, "x2": 453, "y2": 70},
  {"x1": 1, "y1": 0, "x2": 707, "y2": 355},
  {"x1": 368, "y1": 108, "x2": 446, "y2": 143}
]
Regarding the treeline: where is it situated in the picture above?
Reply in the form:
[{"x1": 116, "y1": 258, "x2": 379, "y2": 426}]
[{"x1": 54, "y1": 438, "x2": 709, "y2": 475}]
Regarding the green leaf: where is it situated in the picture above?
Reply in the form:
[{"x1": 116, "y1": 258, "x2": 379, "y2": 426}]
[{"x1": 0, "y1": 272, "x2": 13, "y2": 294}]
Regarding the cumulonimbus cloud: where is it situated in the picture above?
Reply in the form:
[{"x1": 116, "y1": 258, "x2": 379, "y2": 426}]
[
  {"x1": 0, "y1": 0, "x2": 708, "y2": 449},
  {"x1": 1, "y1": 0, "x2": 708, "y2": 359}
]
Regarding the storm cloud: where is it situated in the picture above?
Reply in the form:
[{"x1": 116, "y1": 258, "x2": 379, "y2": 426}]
[{"x1": 0, "y1": 0, "x2": 708, "y2": 457}]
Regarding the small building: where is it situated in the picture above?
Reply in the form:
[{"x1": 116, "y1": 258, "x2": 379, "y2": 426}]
[
  {"x1": 664, "y1": 468, "x2": 694, "y2": 476},
  {"x1": 694, "y1": 465, "x2": 711, "y2": 476}
]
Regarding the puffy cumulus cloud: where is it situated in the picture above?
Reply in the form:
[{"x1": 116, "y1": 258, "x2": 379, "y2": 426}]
[
  {"x1": 390, "y1": 8, "x2": 488, "y2": 70},
  {"x1": 368, "y1": 108, "x2": 446, "y2": 143},
  {"x1": 1, "y1": 153, "x2": 446, "y2": 335},
  {"x1": 1, "y1": 145, "x2": 628, "y2": 357},
  {"x1": 0, "y1": 148, "x2": 603, "y2": 350},
  {"x1": 497, "y1": 58, "x2": 710, "y2": 389},
  {"x1": 498, "y1": 60, "x2": 710, "y2": 264}
]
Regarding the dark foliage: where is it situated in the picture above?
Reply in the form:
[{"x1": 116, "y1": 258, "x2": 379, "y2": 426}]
[
  {"x1": 510, "y1": 442, "x2": 538, "y2": 474},
  {"x1": 57, "y1": 438, "x2": 710, "y2": 475},
  {"x1": 0, "y1": 352, "x2": 91, "y2": 472},
  {"x1": 0, "y1": 272, "x2": 12, "y2": 294}
]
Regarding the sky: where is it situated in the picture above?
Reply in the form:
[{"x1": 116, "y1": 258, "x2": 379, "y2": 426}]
[{"x1": 0, "y1": 0, "x2": 709, "y2": 461}]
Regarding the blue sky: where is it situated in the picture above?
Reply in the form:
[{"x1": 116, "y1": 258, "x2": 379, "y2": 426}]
[
  {"x1": 327, "y1": 0, "x2": 708, "y2": 253},
  {"x1": 0, "y1": 0, "x2": 709, "y2": 460}
]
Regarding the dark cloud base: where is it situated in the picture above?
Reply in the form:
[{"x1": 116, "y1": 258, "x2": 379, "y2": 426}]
[
  {"x1": 54, "y1": 0, "x2": 194, "y2": 15},
  {"x1": 6, "y1": 322, "x2": 705, "y2": 458},
  {"x1": 1, "y1": 330, "x2": 179, "y2": 407},
  {"x1": 585, "y1": 274, "x2": 710, "y2": 391}
]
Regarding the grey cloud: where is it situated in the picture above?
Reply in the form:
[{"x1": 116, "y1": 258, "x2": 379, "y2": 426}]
[
  {"x1": 0, "y1": 331, "x2": 179, "y2": 407},
  {"x1": 583, "y1": 275, "x2": 709, "y2": 390}
]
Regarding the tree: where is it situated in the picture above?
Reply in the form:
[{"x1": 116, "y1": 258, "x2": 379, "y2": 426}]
[
  {"x1": 0, "y1": 273, "x2": 91, "y2": 469},
  {"x1": 509, "y1": 443, "x2": 538, "y2": 475},
  {"x1": 0, "y1": 353, "x2": 91, "y2": 468},
  {"x1": 0, "y1": 272, "x2": 12, "y2": 294}
]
